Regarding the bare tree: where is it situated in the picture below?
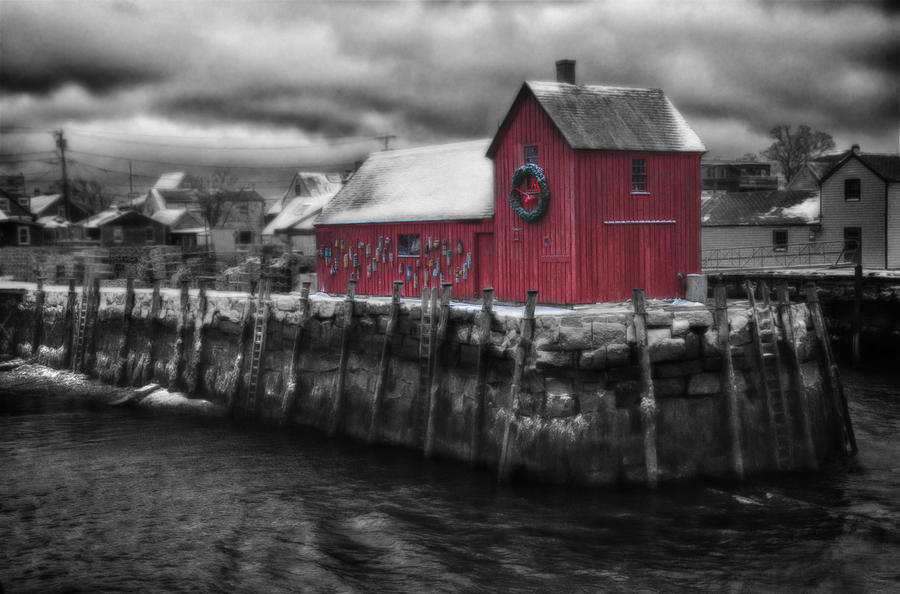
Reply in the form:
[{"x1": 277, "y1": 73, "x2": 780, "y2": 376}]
[
  {"x1": 188, "y1": 170, "x2": 240, "y2": 251},
  {"x1": 762, "y1": 125, "x2": 835, "y2": 182}
]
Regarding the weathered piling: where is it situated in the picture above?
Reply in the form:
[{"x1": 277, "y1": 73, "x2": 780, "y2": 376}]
[
  {"x1": 367, "y1": 280, "x2": 403, "y2": 444},
  {"x1": 761, "y1": 281, "x2": 795, "y2": 466},
  {"x1": 777, "y1": 284, "x2": 817, "y2": 469},
  {"x1": 185, "y1": 281, "x2": 209, "y2": 395},
  {"x1": 84, "y1": 277, "x2": 101, "y2": 375},
  {"x1": 469, "y1": 287, "x2": 494, "y2": 464},
  {"x1": 168, "y1": 279, "x2": 190, "y2": 388},
  {"x1": 62, "y1": 279, "x2": 76, "y2": 368},
  {"x1": 424, "y1": 282, "x2": 452, "y2": 458},
  {"x1": 852, "y1": 263, "x2": 862, "y2": 365},
  {"x1": 806, "y1": 283, "x2": 857, "y2": 454},
  {"x1": 329, "y1": 279, "x2": 356, "y2": 437},
  {"x1": 281, "y1": 281, "x2": 312, "y2": 426},
  {"x1": 225, "y1": 299, "x2": 253, "y2": 416},
  {"x1": 115, "y1": 278, "x2": 136, "y2": 386},
  {"x1": 714, "y1": 284, "x2": 744, "y2": 480},
  {"x1": 632, "y1": 288, "x2": 659, "y2": 487},
  {"x1": 497, "y1": 290, "x2": 538, "y2": 483},
  {"x1": 31, "y1": 278, "x2": 44, "y2": 357}
]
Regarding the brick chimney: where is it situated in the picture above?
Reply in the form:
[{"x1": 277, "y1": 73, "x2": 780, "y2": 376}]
[
  {"x1": 851, "y1": 143, "x2": 860, "y2": 155},
  {"x1": 556, "y1": 59, "x2": 576, "y2": 85}
]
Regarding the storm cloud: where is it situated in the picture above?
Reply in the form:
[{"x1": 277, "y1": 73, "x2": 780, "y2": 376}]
[{"x1": 1, "y1": 0, "x2": 897, "y2": 189}]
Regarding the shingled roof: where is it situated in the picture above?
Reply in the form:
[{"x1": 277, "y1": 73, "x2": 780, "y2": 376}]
[
  {"x1": 701, "y1": 190, "x2": 820, "y2": 226},
  {"x1": 488, "y1": 81, "x2": 705, "y2": 156},
  {"x1": 315, "y1": 140, "x2": 493, "y2": 225}
]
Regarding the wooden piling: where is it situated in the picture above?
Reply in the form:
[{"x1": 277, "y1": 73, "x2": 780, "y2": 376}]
[
  {"x1": 84, "y1": 277, "x2": 101, "y2": 375},
  {"x1": 761, "y1": 281, "x2": 795, "y2": 466},
  {"x1": 280, "y1": 281, "x2": 312, "y2": 426},
  {"x1": 632, "y1": 288, "x2": 660, "y2": 487},
  {"x1": 497, "y1": 290, "x2": 538, "y2": 483},
  {"x1": 424, "y1": 282, "x2": 452, "y2": 458},
  {"x1": 776, "y1": 284, "x2": 818, "y2": 469},
  {"x1": 367, "y1": 280, "x2": 403, "y2": 444},
  {"x1": 805, "y1": 283, "x2": 857, "y2": 454},
  {"x1": 329, "y1": 279, "x2": 356, "y2": 437},
  {"x1": 115, "y1": 278, "x2": 136, "y2": 386},
  {"x1": 185, "y1": 280, "x2": 209, "y2": 396},
  {"x1": 225, "y1": 299, "x2": 253, "y2": 417},
  {"x1": 31, "y1": 277, "x2": 44, "y2": 358},
  {"x1": 852, "y1": 263, "x2": 862, "y2": 365},
  {"x1": 62, "y1": 279, "x2": 76, "y2": 369},
  {"x1": 469, "y1": 287, "x2": 494, "y2": 464},
  {"x1": 714, "y1": 284, "x2": 745, "y2": 480},
  {"x1": 169, "y1": 279, "x2": 190, "y2": 389}
]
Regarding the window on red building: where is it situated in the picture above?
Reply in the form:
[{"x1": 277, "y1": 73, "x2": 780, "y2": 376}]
[
  {"x1": 525, "y1": 146, "x2": 538, "y2": 165},
  {"x1": 632, "y1": 158, "x2": 647, "y2": 193}
]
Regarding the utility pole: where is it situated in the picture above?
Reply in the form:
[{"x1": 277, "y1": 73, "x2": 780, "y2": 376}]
[
  {"x1": 129, "y1": 160, "x2": 134, "y2": 202},
  {"x1": 375, "y1": 135, "x2": 396, "y2": 151},
  {"x1": 54, "y1": 129, "x2": 70, "y2": 222}
]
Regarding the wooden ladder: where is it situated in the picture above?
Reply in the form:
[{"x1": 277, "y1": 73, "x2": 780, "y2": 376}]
[
  {"x1": 71, "y1": 285, "x2": 90, "y2": 372},
  {"x1": 245, "y1": 277, "x2": 271, "y2": 415},
  {"x1": 749, "y1": 283, "x2": 794, "y2": 469},
  {"x1": 416, "y1": 287, "x2": 435, "y2": 439}
]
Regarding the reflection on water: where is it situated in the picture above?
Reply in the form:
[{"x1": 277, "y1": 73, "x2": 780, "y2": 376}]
[{"x1": 2, "y1": 366, "x2": 899, "y2": 592}]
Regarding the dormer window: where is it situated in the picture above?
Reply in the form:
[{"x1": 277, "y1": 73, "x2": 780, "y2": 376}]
[
  {"x1": 632, "y1": 158, "x2": 647, "y2": 193},
  {"x1": 844, "y1": 178, "x2": 860, "y2": 202},
  {"x1": 525, "y1": 146, "x2": 539, "y2": 165}
]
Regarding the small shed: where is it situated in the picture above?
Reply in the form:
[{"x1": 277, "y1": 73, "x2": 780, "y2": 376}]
[{"x1": 80, "y1": 209, "x2": 168, "y2": 247}]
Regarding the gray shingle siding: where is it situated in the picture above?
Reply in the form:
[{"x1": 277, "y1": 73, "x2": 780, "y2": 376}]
[{"x1": 888, "y1": 183, "x2": 900, "y2": 269}]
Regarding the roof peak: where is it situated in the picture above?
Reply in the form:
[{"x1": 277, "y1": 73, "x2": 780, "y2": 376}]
[{"x1": 527, "y1": 80, "x2": 663, "y2": 93}]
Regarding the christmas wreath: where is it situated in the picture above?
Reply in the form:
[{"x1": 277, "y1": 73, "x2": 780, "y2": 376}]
[{"x1": 508, "y1": 163, "x2": 550, "y2": 222}]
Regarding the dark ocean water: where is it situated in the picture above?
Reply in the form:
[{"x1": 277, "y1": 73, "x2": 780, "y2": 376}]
[{"x1": 2, "y1": 366, "x2": 899, "y2": 593}]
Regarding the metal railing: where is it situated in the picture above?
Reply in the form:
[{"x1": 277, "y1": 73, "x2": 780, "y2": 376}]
[{"x1": 702, "y1": 239, "x2": 859, "y2": 272}]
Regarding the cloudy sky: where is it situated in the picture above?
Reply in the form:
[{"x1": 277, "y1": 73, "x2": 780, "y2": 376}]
[{"x1": 1, "y1": 0, "x2": 897, "y2": 197}]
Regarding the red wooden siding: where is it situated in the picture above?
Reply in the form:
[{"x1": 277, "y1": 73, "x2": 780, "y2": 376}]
[
  {"x1": 574, "y1": 151, "x2": 702, "y2": 301},
  {"x1": 491, "y1": 94, "x2": 577, "y2": 303},
  {"x1": 315, "y1": 221, "x2": 493, "y2": 299}
]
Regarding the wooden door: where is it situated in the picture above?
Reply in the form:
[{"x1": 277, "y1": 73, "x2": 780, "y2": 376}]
[{"x1": 475, "y1": 232, "x2": 494, "y2": 295}]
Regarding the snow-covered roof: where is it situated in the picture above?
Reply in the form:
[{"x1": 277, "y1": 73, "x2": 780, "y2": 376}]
[
  {"x1": 263, "y1": 190, "x2": 338, "y2": 235},
  {"x1": 316, "y1": 139, "x2": 493, "y2": 225},
  {"x1": 153, "y1": 172, "x2": 187, "y2": 190},
  {"x1": 79, "y1": 209, "x2": 126, "y2": 228},
  {"x1": 701, "y1": 190, "x2": 820, "y2": 226},
  {"x1": 268, "y1": 172, "x2": 343, "y2": 216},
  {"x1": 37, "y1": 215, "x2": 70, "y2": 229},
  {"x1": 488, "y1": 82, "x2": 706, "y2": 155},
  {"x1": 29, "y1": 194, "x2": 62, "y2": 216},
  {"x1": 150, "y1": 208, "x2": 201, "y2": 229}
]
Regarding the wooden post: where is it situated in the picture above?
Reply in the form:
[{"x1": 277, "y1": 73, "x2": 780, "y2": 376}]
[
  {"x1": 805, "y1": 283, "x2": 857, "y2": 454},
  {"x1": 280, "y1": 281, "x2": 312, "y2": 426},
  {"x1": 497, "y1": 290, "x2": 538, "y2": 483},
  {"x1": 169, "y1": 279, "x2": 190, "y2": 389},
  {"x1": 367, "y1": 280, "x2": 403, "y2": 444},
  {"x1": 744, "y1": 281, "x2": 780, "y2": 469},
  {"x1": 31, "y1": 277, "x2": 45, "y2": 358},
  {"x1": 185, "y1": 280, "x2": 209, "y2": 396},
  {"x1": 62, "y1": 279, "x2": 76, "y2": 368},
  {"x1": 85, "y1": 277, "x2": 101, "y2": 376},
  {"x1": 469, "y1": 287, "x2": 494, "y2": 464},
  {"x1": 852, "y1": 263, "x2": 862, "y2": 365},
  {"x1": 633, "y1": 288, "x2": 660, "y2": 487},
  {"x1": 329, "y1": 279, "x2": 356, "y2": 437},
  {"x1": 424, "y1": 282, "x2": 452, "y2": 458},
  {"x1": 714, "y1": 284, "x2": 745, "y2": 480},
  {"x1": 226, "y1": 299, "x2": 253, "y2": 417},
  {"x1": 761, "y1": 281, "x2": 795, "y2": 466},
  {"x1": 776, "y1": 284, "x2": 818, "y2": 468},
  {"x1": 115, "y1": 278, "x2": 136, "y2": 386}
]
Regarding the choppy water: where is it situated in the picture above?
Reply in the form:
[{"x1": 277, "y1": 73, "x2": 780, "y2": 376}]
[{"x1": 2, "y1": 367, "x2": 899, "y2": 593}]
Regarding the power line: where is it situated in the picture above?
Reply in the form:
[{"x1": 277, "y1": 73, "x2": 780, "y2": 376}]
[
  {"x1": 66, "y1": 129, "x2": 382, "y2": 150},
  {"x1": 67, "y1": 149, "x2": 331, "y2": 170},
  {"x1": 0, "y1": 151, "x2": 57, "y2": 158}
]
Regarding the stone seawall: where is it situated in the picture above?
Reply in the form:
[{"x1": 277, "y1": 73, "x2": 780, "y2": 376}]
[{"x1": 1, "y1": 282, "x2": 850, "y2": 487}]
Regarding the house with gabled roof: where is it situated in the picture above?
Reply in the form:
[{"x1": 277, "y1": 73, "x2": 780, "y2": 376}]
[
  {"x1": 0, "y1": 188, "x2": 43, "y2": 246},
  {"x1": 314, "y1": 60, "x2": 705, "y2": 303}
]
